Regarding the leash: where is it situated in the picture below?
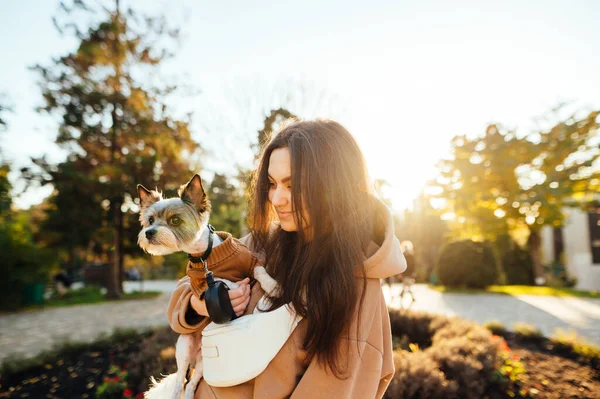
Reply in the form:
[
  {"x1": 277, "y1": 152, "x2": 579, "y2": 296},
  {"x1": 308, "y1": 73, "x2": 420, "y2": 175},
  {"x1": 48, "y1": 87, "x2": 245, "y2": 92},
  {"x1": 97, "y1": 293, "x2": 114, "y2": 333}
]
[{"x1": 187, "y1": 224, "x2": 236, "y2": 324}]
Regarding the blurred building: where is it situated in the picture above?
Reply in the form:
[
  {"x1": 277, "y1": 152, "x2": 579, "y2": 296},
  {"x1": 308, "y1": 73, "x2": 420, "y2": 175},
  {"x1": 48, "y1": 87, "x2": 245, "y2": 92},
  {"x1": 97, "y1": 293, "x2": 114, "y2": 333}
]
[{"x1": 541, "y1": 207, "x2": 600, "y2": 291}]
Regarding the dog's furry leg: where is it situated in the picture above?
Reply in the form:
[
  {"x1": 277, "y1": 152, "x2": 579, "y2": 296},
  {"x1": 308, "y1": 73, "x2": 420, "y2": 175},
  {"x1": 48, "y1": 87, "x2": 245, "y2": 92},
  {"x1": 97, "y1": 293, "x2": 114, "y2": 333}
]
[
  {"x1": 253, "y1": 266, "x2": 280, "y2": 313},
  {"x1": 253, "y1": 266, "x2": 278, "y2": 295},
  {"x1": 145, "y1": 373, "x2": 178, "y2": 399},
  {"x1": 171, "y1": 334, "x2": 194, "y2": 399},
  {"x1": 183, "y1": 350, "x2": 204, "y2": 399}
]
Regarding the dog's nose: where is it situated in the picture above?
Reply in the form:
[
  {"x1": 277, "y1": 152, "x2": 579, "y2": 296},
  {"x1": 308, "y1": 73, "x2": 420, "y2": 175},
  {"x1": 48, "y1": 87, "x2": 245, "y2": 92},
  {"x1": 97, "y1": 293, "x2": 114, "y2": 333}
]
[{"x1": 145, "y1": 229, "x2": 157, "y2": 240}]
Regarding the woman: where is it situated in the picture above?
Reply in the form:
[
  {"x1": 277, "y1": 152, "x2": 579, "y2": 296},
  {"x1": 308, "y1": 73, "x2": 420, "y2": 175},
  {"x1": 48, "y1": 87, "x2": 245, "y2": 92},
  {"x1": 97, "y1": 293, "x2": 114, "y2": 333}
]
[{"x1": 167, "y1": 120, "x2": 407, "y2": 398}]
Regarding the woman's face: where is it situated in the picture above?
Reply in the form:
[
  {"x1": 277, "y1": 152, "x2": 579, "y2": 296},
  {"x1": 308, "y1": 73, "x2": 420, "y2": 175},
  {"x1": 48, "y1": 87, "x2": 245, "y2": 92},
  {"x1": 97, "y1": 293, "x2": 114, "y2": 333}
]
[{"x1": 268, "y1": 148, "x2": 303, "y2": 232}]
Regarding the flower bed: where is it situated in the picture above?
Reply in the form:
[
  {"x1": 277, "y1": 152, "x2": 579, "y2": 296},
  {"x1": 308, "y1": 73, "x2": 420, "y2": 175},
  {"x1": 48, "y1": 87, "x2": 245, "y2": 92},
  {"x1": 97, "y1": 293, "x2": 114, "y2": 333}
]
[
  {"x1": 0, "y1": 328, "x2": 176, "y2": 399},
  {"x1": 386, "y1": 309, "x2": 600, "y2": 399},
  {"x1": 1, "y1": 313, "x2": 597, "y2": 398}
]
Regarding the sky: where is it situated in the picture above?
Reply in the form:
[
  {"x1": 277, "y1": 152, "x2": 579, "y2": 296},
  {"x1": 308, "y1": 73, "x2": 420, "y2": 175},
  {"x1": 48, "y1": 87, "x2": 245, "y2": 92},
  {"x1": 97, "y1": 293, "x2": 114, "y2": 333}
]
[{"x1": 1, "y1": 0, "x2": 600, "y2": 211}]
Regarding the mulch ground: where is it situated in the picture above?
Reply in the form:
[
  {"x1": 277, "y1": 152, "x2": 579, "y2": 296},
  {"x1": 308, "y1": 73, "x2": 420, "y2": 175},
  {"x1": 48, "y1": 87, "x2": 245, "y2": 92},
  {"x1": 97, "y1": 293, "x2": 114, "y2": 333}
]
[
  {"x1": 0, "y1": 333, "x2": 152, "y2": 398},
  {"x1": 503, "y1": 332, "x2": 599, "y2": 399}
]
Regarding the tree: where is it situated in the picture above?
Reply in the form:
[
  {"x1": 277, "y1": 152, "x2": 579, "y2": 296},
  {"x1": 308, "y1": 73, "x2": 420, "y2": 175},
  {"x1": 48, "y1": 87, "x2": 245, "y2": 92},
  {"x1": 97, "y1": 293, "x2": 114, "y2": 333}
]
[
  {"x1": 254, "y1": 108, "x2": 298, "y2": 158},
  {"x1": 24, "y1": 0, "x2": 200, "y2": 297},
  {"x1": 430, "y1": 110, "x2": 600, "y2": 282},
  {"x1": 395, "y1": 191, "x2": 448, "y2": 282},
  {"x1": 207, "y1": 173, "x2": 246, "y2": 238},
  {"x1": 0, "y1": 95, "x2": 12, "y2": 217}
]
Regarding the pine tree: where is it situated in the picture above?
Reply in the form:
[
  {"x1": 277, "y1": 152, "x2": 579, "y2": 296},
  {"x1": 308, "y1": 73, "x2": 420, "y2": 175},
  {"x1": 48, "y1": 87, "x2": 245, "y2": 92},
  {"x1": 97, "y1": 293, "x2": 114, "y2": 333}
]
[{"x1": 25, "y1": 0, "x2": 200, "y2": 297}]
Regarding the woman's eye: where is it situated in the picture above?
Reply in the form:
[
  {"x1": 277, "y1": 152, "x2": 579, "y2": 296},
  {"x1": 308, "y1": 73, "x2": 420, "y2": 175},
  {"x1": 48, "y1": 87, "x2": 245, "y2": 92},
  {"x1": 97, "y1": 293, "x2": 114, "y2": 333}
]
[
  {"x1": 170, "y1": 216, "x2": 181, "y2": 225},
  {"x1": 268, "y1": 182, "x2": 276, "y2": 188},
  {"x1": 149, "y1": 217, "x2": 155, "y2": 224}
]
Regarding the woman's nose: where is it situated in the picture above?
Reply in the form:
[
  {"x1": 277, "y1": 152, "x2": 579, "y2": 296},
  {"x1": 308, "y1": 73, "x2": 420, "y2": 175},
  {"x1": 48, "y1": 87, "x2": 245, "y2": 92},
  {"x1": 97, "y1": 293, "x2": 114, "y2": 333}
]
[{"x1": 271, "y1": 187, "x2": 288, "y2": 206}]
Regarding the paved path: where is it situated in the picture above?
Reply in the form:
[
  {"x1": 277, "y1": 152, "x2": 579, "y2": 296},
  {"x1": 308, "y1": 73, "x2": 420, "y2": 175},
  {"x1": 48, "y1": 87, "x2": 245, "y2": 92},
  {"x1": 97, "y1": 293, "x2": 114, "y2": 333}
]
[
  {"x1": 1, "y1": 282, "x2": 599, "y2": 363},
  {"x1": 0, "y1": 282, "x2": 176, "y2": 363},
  {"x1": 384, "y1": 284, "x2": 600, "y2": 345}
]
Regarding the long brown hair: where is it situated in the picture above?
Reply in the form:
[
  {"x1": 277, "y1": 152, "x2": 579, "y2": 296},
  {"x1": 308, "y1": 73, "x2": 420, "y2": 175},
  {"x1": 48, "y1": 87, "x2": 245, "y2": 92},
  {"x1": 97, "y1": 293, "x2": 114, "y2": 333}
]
[{"x1": 248, "y1": 120, "x2": 375, "y2": 377}]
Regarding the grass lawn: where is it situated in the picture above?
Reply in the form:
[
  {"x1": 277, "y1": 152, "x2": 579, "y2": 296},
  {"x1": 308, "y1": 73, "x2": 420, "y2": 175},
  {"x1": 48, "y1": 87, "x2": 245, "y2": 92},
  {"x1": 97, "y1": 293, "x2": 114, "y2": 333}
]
[
  {"x1": 22, "y1": 286, "x2": 162, "y2": 311},
  {"x1": 429, "y1": 284, "x2": 600, "y2": 299}
]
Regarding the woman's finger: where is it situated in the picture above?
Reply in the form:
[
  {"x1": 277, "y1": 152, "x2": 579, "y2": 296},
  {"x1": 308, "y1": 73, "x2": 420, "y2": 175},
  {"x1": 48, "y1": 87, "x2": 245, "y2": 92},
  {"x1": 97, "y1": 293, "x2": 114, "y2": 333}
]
[
  {"x1": 231, "y1": 284, "x2": 251, "y2": 314},
  {"x1": 228, "y1": 285, "x2": 246, "y2": 300},
  {"x1": 234, "y1": 295, "x2": 251, "y2": 316},
  {"x1": 234, "y1": 277, "x2": 250, "y2": 285},
  {"x1": 230, "y1": 294, "x2": 246, "y2": 307},
  {"x1": 230, "y1": 284, "x2": 251, "y2": 306}
]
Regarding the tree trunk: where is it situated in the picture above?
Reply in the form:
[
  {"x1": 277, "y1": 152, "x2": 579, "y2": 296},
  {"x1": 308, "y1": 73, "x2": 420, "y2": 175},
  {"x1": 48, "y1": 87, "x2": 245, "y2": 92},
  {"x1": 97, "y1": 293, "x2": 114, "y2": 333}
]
[
  {"x1": 106, "y1": 200, "x2": 121, "y2": 299},
  {"x1": 527, "y1": 229, "x2": 545, "y2": 285},
  {"x1": 118, "y1": 205, "x2": 124, "y2": 293}
]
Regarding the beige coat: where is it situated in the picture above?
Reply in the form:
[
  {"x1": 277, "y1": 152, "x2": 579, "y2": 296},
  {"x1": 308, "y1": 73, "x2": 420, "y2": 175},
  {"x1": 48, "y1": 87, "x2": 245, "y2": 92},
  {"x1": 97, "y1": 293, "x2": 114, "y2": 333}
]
[{"x1": 167, "y1": 200, "x2": 407, "y2": 399}]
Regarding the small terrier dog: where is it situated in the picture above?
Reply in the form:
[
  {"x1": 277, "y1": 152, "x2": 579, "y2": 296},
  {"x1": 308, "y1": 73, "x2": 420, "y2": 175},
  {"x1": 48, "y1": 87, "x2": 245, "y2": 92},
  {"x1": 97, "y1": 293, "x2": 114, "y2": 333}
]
[{"x1": 137, "y1": 174, "x2": 277, "y2": 399}]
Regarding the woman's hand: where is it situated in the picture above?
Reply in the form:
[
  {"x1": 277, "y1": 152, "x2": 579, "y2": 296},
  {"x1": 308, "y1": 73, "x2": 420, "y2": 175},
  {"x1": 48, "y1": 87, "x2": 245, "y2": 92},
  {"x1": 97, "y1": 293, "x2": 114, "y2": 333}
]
[
  {"x1": 190, "y1": 277, "x2": 251, "y2": 318},
  {"x1": 229, "y1": 277, "x2": 251, "y2": 317},
  {"x1": 190, "y1": 293, "x2": 208, "y2": 317}
]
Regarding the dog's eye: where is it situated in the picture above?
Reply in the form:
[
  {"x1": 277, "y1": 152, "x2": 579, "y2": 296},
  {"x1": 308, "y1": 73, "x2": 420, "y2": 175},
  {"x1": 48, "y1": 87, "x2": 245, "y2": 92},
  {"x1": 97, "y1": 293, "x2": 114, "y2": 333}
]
[
  {"x1": 148, "y1": 217, "x2": 155, "y2": 225},
  {"x1": 170, "y1": 216, "x2": 181, "y2": 226}
]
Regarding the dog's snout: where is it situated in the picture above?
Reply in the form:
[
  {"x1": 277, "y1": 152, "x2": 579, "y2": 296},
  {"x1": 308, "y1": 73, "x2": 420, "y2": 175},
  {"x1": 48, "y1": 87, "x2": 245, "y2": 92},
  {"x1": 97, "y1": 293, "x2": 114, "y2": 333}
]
[{"x1": 145, "y1": 229, "x2": 157, "y2": 240}]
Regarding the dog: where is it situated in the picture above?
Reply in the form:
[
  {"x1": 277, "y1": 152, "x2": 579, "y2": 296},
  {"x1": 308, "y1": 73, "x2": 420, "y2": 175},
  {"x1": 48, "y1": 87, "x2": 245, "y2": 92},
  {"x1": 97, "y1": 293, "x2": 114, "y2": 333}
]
[{"x1": 137, "y1": 174, "x2": 278, "y2": 399}]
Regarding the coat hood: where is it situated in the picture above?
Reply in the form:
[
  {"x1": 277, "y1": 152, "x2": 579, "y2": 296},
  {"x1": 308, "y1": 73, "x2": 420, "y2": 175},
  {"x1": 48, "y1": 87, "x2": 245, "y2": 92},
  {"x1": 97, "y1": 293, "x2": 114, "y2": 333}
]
[{"x1": 361, "y1": 199, "x2": 407, "y2": 279}]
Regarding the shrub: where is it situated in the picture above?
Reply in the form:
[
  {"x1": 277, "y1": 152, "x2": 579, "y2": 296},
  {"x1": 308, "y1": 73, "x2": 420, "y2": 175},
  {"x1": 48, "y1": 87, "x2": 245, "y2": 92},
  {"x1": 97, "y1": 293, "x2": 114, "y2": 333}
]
[
  {"x1": 544, "y1": 261, "x2": 577, "y2": 288},
  {"x1": 483, "y1": 320, "x2": 508, "y2": 335},
  {"x1": 513, "y1": 323, "x2": 543, "y2": 340},
  {"x1": 386, "y1": 350, "x2": 459, "y2": 399},
  {"x1": 435, "y1": 240, "x2": 498, "y2": 289},
  {"x1": 385, "y1": 309, "x2": 506, "y2": 399},
  {"x1": 502, "y1": 246, "x2": 535, "y2": 286},
  {"x1": 0, "y1": 220, "x2": 58, "y2": 310},
  {"x1": 95, "y1": 364, "x2": 129, "y2": 399}
]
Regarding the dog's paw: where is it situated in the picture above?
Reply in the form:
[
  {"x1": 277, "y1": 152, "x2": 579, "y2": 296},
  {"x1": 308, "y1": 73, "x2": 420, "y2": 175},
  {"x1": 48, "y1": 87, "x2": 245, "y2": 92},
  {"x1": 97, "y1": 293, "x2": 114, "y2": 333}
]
[{"x1": 183, "y1": 384, "x2": 196, "y2": 399}]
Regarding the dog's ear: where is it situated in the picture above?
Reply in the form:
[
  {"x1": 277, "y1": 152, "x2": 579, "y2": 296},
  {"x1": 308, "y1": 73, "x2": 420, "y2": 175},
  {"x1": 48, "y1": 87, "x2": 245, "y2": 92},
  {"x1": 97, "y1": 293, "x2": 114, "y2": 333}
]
[
  {"x1": 179, "y1": 174, "x2": 210, "y2": 213},
  {"x1": 137, "y1": 184, "x2": 160, "y2": 210}
]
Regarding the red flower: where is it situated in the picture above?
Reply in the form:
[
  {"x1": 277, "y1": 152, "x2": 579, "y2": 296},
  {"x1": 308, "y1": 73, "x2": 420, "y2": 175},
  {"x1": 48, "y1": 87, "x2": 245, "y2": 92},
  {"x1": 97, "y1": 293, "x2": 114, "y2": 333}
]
[
  {"x1": 136, "y1": 393, "x2": 144, "y2": 398},
  {"x1": 500, "y1": 340, "x2": 510, "y2": 352},
  {"x1": 112, "y1": 376, "x2": 120, "y2": 382},
  {"x1": 123, "y1": 388, "x2": 132, "y2": 397},
  {"x1": 512, "y1": 353, "x2": 520, "y2": 361}
]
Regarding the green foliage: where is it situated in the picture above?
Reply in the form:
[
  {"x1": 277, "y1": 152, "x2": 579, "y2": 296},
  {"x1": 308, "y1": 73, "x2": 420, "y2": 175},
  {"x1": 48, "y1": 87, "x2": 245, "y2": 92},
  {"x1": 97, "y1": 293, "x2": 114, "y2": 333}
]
[
  {"x1": 395, "y1": 193, "x2": 448, "y2": 283},
  {"x1": 24, "y1": 1, "x2": 200, "y2": 296},
  {"x1": 544, "y1": 260, "x2": 577, "y2": 288},
  {"x1": 0, "y1": 163, "x2": 12, "y2": 217},
  {"x1": 95, "y1": 364, "x2": 129, "y2": 399},
  {"x1": 513, "y1": 323, "x2": 543, "y2": 340},
  {"x1": 0, "y1": 215, "x2": 58, "y2": 311},
  {"x1": 0, "y1": 92, "x2": 11, "y2": 131},
  {"x1": 501, "y1": 244, "x2": 535, "y2": 285},
  {"x1": 430, "y1": 113, "x2": 600, "y2": 280},
  {"x1": 435, "y1": 240, "x2": 499, "y2": 289},
  {"x1": 254, "y1": 108, "x2": 298, "y2": 158},
  {"x1": 38, "y1": 285, "x2": 161, "y2": 308},
  {"x1": 483, "y1": 320, "x2": 508, "y2": 335},
  {"x1": 550, "y1": 328, "x2": 600, "y2": 365},
  {"x1": 208, "y1": 173, "x2": 246, "y2": 238},
  {"x1": 431, "y1": 114, "x2": 600, "y2": 238}
]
